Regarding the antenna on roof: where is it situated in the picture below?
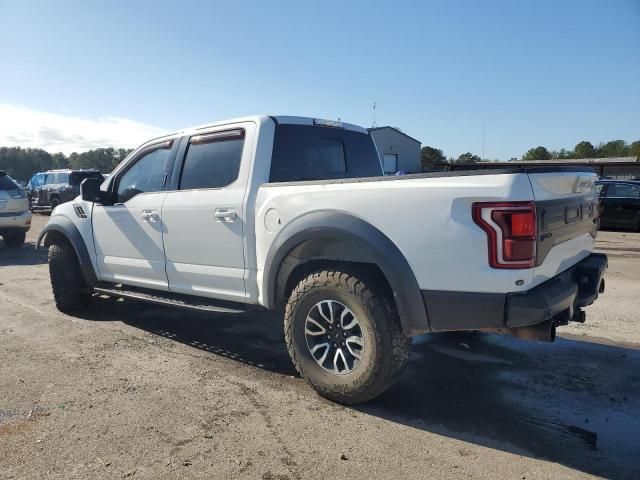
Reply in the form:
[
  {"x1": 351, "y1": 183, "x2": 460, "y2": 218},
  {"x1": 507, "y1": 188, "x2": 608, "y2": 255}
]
[{"x1": 371, "y1": 102, "x2": 378, "y2": 128}]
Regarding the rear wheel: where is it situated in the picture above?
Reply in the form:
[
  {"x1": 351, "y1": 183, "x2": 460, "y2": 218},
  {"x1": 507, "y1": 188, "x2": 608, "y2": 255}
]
[
  {"x1": 48, "y1": 197, "x2": 60, "y2": 216},
  {"x1": 2, "y1": 231, "x2": 26, "y2": 248},
  {"x1": 48, "y1": 237, "x2": 92, "y2": 311},
  {"x1": 284, "y1": 269, "x2": 410, "y2": 404}
]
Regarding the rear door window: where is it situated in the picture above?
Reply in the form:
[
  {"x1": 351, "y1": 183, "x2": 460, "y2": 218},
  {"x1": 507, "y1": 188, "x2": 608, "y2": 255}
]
[
  {"x1": 179, "y1": 130, "x2": 245, "y2": 190},
  {"x1": 269, "y1": 124, "x2": 381, "y2": 182},
  {"x1": 46, "y1": 173, "x2": 62, "y2": 184}
]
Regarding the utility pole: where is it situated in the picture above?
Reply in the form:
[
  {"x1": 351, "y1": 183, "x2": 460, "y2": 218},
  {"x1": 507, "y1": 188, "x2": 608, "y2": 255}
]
[
  {"x1": 482, "y1": 122, "x2": 485, "y2": 161},
  {"x1": 371, "y1": 102, "x2": 378, "y2": 128}
]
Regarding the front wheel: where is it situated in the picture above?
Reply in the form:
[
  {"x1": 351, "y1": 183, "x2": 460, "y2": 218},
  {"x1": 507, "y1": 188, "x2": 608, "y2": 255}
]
[
  {"x1": 284, "y1": 269, "x2": 410, "y2": 404},
  {"x1": 48, "y1": 238, "x2": 92, "y2": 311}
]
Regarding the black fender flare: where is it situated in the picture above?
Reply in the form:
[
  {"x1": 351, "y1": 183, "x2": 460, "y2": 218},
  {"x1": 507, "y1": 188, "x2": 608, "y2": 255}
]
[
  {"x1": 262, "y1": 210, "x2": 430, "y2": 336},
  {"x1": 37, "y1": 216, "x2": 98, "y2": 286}
]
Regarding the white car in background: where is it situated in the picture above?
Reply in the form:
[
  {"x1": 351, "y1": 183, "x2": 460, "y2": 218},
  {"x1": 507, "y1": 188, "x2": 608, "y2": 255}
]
[{"x1": 0, "y1": 171, "x2": 32, "y2": 248}]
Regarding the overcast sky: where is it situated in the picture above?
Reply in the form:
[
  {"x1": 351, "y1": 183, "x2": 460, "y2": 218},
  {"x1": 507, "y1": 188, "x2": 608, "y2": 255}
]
[{"x1": 1, "y1": 0, "x2": 638, "y2": 159}]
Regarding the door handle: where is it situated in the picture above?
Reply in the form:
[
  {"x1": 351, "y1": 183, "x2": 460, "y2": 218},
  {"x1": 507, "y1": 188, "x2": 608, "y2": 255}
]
[
  {"x1": 141, "y1": 210, "x2": 160, "y2": 223},
  {"x1": 214, "y1": 208, "x2": 237, "y2": 222}
]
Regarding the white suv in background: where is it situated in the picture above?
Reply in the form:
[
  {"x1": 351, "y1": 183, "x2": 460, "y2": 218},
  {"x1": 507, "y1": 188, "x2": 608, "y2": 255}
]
[{"x1": 0, "y1": 171, "x2": 32, "y2": 248}]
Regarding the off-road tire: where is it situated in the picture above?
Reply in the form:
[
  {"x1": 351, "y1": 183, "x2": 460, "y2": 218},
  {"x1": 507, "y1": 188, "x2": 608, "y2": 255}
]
[
  {"x1": 48, "y1": 238, "x2": 92, "y2": 311},
  {"x1": 3, "y1": 231, "x2": 26, "y2": 248},
  {"x1": 284, "y1": 269, "x2": 410, "y2": 404}
]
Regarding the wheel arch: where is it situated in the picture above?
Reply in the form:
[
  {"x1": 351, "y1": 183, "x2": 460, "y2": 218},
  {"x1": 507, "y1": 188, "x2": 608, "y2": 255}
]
[
  {"x1": 263, "y1": 211, "x2": 430, "y2": 336},
  {"x1": 37, "y1": 216, "x2": 98, "y2": 286}
]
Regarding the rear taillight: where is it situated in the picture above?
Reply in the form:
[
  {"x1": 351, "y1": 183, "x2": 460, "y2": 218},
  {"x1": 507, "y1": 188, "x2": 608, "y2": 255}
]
[{"x1": 472, "y1": 201, "x2": 536, "y2": 269}]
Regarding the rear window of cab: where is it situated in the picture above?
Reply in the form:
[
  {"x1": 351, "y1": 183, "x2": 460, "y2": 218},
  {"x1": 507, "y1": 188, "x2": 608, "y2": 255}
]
[{"x1": 269, "y1": 124, "x2": 381, "y2": 183}]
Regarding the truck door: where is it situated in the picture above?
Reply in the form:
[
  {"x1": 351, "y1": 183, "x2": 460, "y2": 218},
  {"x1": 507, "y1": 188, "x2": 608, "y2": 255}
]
[
  {"x1": 91, "y1": 140, "x2": 177, "y2": 290},
  {"x1": 161, "y1": 123, "x2": 254, "y2": 302}
]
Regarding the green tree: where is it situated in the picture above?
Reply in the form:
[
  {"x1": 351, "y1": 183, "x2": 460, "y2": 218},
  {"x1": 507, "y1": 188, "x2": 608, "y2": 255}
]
[
  {"x1": 574, "y1": 141, "x2": 596, "y2": 158},
  {"x1": 51, "y1": 152, "x2": 68, "y2": 169},
  {"x1": 0, "y1": 147, "x2": 54, "y2": 181},
  {"x1": 420, "y1": 146, "x2": 447, "y2": 169},
  {"x1": 553, "y1": 148, "x2": 573, "y2": 159},
  {"x1": 597, "y1": 140, "x2": 629, "y2": 158},
  {"x1": 454, "y1": 152, "x2": 481, "y2": 164},
  {"x1": 522, "y1": 146, "x2": 552, "y2": 161},
  {"x1": 68, "y1": 147, "x2": 133, "y2": 172},
  {"x1": 629, "y1": 140, "x2": 640, "y2": 159}
]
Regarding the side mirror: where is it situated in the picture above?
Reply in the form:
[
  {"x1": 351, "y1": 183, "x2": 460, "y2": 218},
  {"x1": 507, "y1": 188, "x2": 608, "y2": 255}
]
[{"x1": 81, "y1": 178, "x2": 110, "y2": 204}]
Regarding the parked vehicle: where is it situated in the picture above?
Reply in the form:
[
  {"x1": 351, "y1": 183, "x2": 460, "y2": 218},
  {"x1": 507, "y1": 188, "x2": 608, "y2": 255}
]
[
  {"x1": 26, "y1": 172, "x2": 46, "y2": 208},
  {"x1": 0, "y1": 171, "x2": 31, "y2": 248},
  {"x1": 38, "y1": 116, "x2": 607, "y2": 404},
  {"x1": 31, "y1": 169, "x2": 103, "y2": 212},
  {"x1": 595, "y1": 179, "x2": 640, "y2": 231}
]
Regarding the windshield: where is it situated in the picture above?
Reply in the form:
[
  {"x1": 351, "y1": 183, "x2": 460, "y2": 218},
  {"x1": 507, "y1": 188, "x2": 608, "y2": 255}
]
[
  {"x1": 70, "y1": 171, "x2": 103, "y2": 185},
  {"x1": 0, "y1": 174, "x2": 20, "y2": 191}
]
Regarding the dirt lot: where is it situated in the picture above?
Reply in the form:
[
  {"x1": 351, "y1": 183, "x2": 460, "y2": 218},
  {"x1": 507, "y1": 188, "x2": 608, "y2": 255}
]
[{"x1": 1, "y1": 215, "x2": 639, "y2": 479}]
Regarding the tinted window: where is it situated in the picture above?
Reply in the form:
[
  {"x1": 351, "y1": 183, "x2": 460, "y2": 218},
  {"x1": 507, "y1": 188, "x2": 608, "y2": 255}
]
[
  {"x1": 594, "y1": 183, "x2": 604, "y2": 195},
  {"x1": 269, "y1": 125, "x2": 381, "y2": 182},
  {"x1": 59, "y1": 173, "x2": 69, "y2": 184},
  {"x1": 46, "y1": 173, "x2": 62, "y2": 184},
  {"x1": 180, "y1": 131, "x2": 244, "y2": 190},
  {"x1": 0, "y1": 174, "x2": 19, "y2": 190},
  {"x1": 70, "y1": 171, "x2": 102, "y2": 185},
  {"x1": 117, "y1": 147, "x2": 172, "y2": 203},
  {"x1": 605, "y1": 183, "x2": 640, "y2": 198}
]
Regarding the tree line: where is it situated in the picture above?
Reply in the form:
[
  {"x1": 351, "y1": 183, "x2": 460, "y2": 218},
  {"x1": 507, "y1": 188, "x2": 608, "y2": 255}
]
[
  {"x1": 2, "y1": 137, "x2": 639, "y2": 181},
  {"x1": 0, "y1": 147, "x2": 133, "y2": 181},
  {"x1": 421, "y1": 139, "x2": 640, "y2": 169}
]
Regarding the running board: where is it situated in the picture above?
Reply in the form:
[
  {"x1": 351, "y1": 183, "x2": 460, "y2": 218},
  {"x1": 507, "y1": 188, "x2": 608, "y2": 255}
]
[{"x1": 93, "y1": 286, "x2": 247, "y2": 314}]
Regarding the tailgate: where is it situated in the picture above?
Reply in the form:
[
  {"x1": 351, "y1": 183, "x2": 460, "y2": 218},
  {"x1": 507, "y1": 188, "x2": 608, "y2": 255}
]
[{"x1": 528, "y1": 168, "x2": 599, "y2": 287}]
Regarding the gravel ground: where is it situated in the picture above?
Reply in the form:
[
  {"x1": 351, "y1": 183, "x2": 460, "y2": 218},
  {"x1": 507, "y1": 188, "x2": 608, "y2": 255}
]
[{"x1": 1, "y1": 215, "x2": 639, "y2": 479}]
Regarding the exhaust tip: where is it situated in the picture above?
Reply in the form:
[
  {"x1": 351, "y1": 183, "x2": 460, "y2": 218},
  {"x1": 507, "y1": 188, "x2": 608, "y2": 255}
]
[{"x1": 510, "y1": 321, "x2": 556, "y2": 342}]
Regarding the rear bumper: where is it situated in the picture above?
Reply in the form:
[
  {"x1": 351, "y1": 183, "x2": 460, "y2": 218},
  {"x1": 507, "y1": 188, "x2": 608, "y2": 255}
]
[
  {"x1": 422, "y1": 253, "x2": 608, "y2": 332},
  {"x1": 0, "y1": 210, "x2": 32, "y2": 233}
]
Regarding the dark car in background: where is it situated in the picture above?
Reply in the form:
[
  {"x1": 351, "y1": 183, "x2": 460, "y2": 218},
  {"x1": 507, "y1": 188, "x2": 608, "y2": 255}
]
[
  {"x1": 595, "y1": 179, "x2": 640, "y2": 231},
  {"x1": 31, "y1": 169, "x2": 103, "y2": 212}
]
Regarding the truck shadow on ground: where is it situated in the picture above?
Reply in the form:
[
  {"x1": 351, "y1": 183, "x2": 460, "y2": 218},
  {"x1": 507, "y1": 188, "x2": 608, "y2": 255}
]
[
  {"x1": 0, "y1": 243, "x2": 47, "y2": 266},
  {"x1": 79, "y1": 296, "x2": 640, "y2": 480}
]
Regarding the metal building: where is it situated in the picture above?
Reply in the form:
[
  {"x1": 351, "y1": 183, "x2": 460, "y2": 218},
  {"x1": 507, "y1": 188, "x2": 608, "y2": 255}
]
[{"x1": 368, "y1": 126, "x2": 421, "y2": 174}]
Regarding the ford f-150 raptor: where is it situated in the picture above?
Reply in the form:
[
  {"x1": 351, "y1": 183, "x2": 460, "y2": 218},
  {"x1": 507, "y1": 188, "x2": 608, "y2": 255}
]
[{"x1": 38, "y1": 115, "x2": 607, "y2": 404}]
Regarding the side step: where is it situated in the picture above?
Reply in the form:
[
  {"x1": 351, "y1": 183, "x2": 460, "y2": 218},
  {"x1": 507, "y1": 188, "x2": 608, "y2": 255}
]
[{"x1": 94, "y1": 286, "x2": 248, "y2": 315}]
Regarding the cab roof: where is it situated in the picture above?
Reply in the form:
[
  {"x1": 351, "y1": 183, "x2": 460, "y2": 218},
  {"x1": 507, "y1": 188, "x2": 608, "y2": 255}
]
[{"x1": 141, "y1": 115, "x2": 369, "y2": 148}]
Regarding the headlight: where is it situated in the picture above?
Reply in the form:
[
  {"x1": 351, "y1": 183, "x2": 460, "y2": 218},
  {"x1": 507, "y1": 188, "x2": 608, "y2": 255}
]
[{"x1": 9, "y1": 188, "x2": 26, "y2": 199}]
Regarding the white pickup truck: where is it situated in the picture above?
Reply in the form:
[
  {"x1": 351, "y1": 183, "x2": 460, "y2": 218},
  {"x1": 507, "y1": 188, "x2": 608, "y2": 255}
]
[{"x1": 38, "y1": 115, "x2": 607, "y2": 404}]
